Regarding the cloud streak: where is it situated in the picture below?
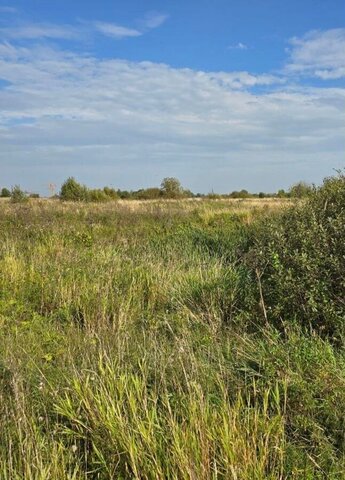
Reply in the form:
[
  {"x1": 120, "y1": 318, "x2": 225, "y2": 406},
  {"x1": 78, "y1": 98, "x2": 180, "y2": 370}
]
[
  {"x1": 93, "y1": 12, "x2": 168, "y2": 38},
  {"x1": 0, "y1": 11, "x2": 169, "y2": 42},
  {"x1": 0, "y1": 23, "x2": 82, "y2": 40},
  {"x1": 140, "y1": 12, "x2": 169, "y2": 29},
  {"x1": 93, "y1": 22, "x2": 141, "y2": 39},
  {"x1": 228, "y1": 42, "x2": 248, "y2": 50}
]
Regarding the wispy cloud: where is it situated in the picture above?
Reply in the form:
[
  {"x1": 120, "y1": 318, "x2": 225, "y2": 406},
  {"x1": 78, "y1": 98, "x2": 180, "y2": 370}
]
[
  {"x1": 0, "y1": 23, "x2": 81, "y2": 40},
  {"x1": 93, "y1": 22, "x2": 141, "y2": 39},
  {"x1": 0, "y1": 11, "x2": 169, "y2": 42},
  {"x1": 140, "y1": 12, "x2": 169, "y2": 29},
  {"x1": 227, "y1": 42, "x2": 248, "y2": 50},
  {"x1": 0, "y1": 6, "x2": 17, "y2": 13},
  {"x1": 285, "y1": 29, "x2": 345, "y2": 79},
  {"x1": 93, "y1": 12, "x2": 168, "y2": 39}
]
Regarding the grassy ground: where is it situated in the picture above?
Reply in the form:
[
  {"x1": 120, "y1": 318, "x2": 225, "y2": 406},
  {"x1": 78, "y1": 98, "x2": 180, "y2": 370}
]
[{"x1": 0, "y1": 197, "x2": 344, "y2": 479}]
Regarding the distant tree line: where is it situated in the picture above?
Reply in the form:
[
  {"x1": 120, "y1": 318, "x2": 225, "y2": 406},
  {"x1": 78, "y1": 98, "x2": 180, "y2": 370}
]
[
  {"x1": 59, "y1": 177, "x2": 192, "y2": 202},
  {"x1": 0, "y1": 185, "x2": 40, "y2": 203},
  {"x1": 0, "y1": 179, "x2": 314, "y2": 203},
  {"x1": 58, "y1": 178, "x2": 314, "y2": 202}
]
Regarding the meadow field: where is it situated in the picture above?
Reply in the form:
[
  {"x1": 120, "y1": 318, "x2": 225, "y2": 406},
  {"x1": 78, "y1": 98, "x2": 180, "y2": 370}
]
[{"x1": 0, "y1": 176, "x2": 344, "y2": 479}]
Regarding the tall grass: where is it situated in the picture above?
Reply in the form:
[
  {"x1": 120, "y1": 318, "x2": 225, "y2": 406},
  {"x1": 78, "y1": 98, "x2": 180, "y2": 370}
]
[{"x1": 0, "y1": 193, "x2": 344, "y2": 478}]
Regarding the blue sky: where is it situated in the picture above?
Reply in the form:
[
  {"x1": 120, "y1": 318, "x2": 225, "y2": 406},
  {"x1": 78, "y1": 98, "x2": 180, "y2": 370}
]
[{"x1": 0, "y1": 0, "x2": 344, "y2": 194}]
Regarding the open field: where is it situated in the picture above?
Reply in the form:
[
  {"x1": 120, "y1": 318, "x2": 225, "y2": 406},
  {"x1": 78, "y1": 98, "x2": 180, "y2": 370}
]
[{"x1": 0, "y1": 184, "x2": 344, "y2": 479}]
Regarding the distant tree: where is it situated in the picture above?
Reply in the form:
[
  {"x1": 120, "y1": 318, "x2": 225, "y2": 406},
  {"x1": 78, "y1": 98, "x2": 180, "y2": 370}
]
[
  {"x1": 289, "y1": 181, "x2": 313, "y2": 199},
  {"x1": 60, "y1": 177, "x2": 88, "y2": 201},
  {"x1": 29, "y1": 193, "x2": 40, "y2": 198},
  {"x1": 135, "y1": 188, "x2": 162, "y2": 200},
  {"x1": 117, "y1": 189, "x2": 132, "y2": 199},
  {"x1": 88, "y1": 189, "x2": 109, "y2": 202},
  {"x1": 206, "y1": 192, "x2": 221, "y2": 199},
  {"x1": 160, "y1": 177, "x2": 184, "y2": 199},
  {"x1": 11, "y1": 185, "x2": 28, "y2": 203},
  {"x1": 277, "y1": 189, "x2": 287, "y2": 198},
  {"x1": 229, "y1": 189, "x2": 251, "y2": 199},
  {"x1": 258, "y1": 192, "x2": 265, "y2": 199},
  {"x1": 103, "y1": 187, "x2": 119, "y2": 200},
  {"x1": 1, "y1": 187, "x2": 11, "y2": 198},
  {"x1": 183, "y1": 189, "x2": 194, "y2": 198}
]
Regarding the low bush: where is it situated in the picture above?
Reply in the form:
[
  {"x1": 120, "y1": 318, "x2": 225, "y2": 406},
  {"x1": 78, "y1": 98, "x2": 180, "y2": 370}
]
[
  {"x1": 10, "y1": 185, "x2": 28, "y2": 203},
  {"x1": 88, "y1": 188, "x2": 110, "y2": 202},
  {"x1": 0, "y1": 187, "x2": 11, "y2": 198},
  {"x1": 248, "y1": 171, "x2": 345, "y2": 339}
]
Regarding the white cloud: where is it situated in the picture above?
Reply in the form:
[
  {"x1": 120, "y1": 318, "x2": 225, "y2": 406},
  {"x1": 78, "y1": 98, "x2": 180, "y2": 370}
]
[
  {"x1": 0, "y1": 11, "x2": 168, "y2": 43},
  {"x1": 0, "y1": 23, "x2": 81, "y2": 40},
  {"x1": 93, "y1": 12, "x2": 168, "y2": 39},
  {"x1": 93, "y1": 22, "x2": 141, "y2": 39},
  {"x1": 285, "y1": 28, "x2": 345, "y2": 79},
  {"x1": 0, "y1": 43, "x2": 344, "y2": 193},
  {"x1": 140, "y1": 12, "x2": 169, "y2": 29},
  {"x1": 228, "y1": 42, "x2": 248, "y2": 50}
]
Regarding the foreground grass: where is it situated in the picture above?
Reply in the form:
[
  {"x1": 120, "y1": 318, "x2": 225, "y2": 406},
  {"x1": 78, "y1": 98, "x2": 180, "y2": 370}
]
[{"x1": 0, "y1": 197, "x2": 344, "y2": 479}]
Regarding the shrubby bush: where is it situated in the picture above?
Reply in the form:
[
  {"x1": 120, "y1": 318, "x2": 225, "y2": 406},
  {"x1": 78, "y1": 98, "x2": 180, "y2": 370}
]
[
  {"x1": 103, "y1": 186, "x2": 118, "y2": 200},
  {"x1": 88, "y1": 189, "x2": 110, "y2": 202},
  {"x1": 0, "y1": 187, "x2": 11, "y2": 198},
  {"x1": 134, "y1": 187, "x2": 162, "y2": 200},
  {"x1": 60, "y1": 177, "x2": 89, "y2": 201},
  {"x1": 248, "y1": 171, "x2": 345, "y2": 339},
  {"x1": 289, "y1": 181, "x2": 314, "y2": 198},
  {"x1": 229, "y1": 189, "x2": 252, "y2": 199},
  {"x1": 10, "y1": 185, "x2": 28, "y2": 203}
]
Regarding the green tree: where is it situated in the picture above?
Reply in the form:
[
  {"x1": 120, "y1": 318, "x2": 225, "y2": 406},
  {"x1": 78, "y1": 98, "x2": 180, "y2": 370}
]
[
  {"x1": 135, "y1": 188, "x2": 162, "y2": 200},
  {"x1": 229, "y1": 189, "x2": 250, "y2": 199},
  {"x1": 103, "y1": 187, "x2": 119, "y2": 200},
  {"x1": 0, "y1": 187, "x2": 11, "y2": 198},
  {"x1": 11, "y1": 185, "x2": 28, "y2": 203},
  {"x1": 60, "y1": 178, "x2": 88, "y2": 201},
  {"x1": 277, "y1": 189, "x2": 287, "y2": 198},
  {"x1": 289, "y1": 181, "x2": 313, "y2": 198},
  {"x1": 160, "y1": 177, "x2": 184, "y2": 199},
  {"x1": 88, "y1": 189, "x2": 109, "y2": 202}
]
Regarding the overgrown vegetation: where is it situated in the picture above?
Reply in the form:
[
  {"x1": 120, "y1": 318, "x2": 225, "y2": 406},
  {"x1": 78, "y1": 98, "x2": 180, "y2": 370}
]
[
  {"x1": 0, "y1": 173, "x2": 344, "y2": 478},
  {"x1": 10, "y1": 185, "x2": 28, "y2": 203}
]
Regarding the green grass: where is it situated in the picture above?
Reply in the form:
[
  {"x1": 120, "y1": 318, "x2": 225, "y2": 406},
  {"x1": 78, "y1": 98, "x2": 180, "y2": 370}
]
[{"x1": 0, "y1": 195, "x2": 344, "y2": 479}]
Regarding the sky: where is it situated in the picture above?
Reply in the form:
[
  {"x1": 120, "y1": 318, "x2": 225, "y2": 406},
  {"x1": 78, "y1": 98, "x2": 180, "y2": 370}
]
[{"x1": 0, "y1": 0, "x2": 344, "y2": 195}]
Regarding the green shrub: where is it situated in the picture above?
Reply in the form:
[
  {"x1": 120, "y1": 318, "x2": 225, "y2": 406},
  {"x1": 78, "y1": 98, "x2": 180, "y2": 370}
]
[
  {"x1": 88, "y1": 188, "x2": 109, "y2": 202},
  {"x1": 60, "y1": 177, "x2": 88, "y2": 201},
  {"x1": 10, "y1": 185, "x2": 28, "y2": 203},
  {"x1": 103, "y1": 186, "x2": 119, "y2": 200},
  {"x1": 289, "y1": 181, "x2": 314, "y2": 198},
  {"x1": 249, "y1": 172, "x2": 345, "y2": 339},
  {"x1": 134, "y1": 187, "x2": 162, "y2": 200},
  {"x1": 0, "y1": 187, "x2": 11, "y2": 198}
]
